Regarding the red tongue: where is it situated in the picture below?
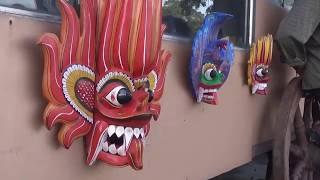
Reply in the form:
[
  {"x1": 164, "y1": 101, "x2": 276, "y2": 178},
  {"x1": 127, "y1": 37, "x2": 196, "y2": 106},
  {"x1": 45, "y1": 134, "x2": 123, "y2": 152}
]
[{"x1": 127, "y1": 138, "x2": 143, "y2": 170}]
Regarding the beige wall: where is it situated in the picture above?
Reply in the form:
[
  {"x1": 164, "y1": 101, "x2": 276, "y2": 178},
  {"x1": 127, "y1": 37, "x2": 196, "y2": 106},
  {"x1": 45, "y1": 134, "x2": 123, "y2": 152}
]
[{"x1": 0, "y1": 1, "x2": 294, "y2": 179}]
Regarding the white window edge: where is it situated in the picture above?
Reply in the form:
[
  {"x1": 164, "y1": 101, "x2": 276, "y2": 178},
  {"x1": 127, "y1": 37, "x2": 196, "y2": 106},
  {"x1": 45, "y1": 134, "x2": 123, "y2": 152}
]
[{"x1": 0, "y1": 6, "x2": 60, "y2": 23}]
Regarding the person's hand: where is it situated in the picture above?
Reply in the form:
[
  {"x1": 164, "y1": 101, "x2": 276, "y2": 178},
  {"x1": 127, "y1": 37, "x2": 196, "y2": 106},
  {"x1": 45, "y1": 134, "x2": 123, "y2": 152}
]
[{"x1": 293, "y1": 66, "x2": 305, "y2": 76}]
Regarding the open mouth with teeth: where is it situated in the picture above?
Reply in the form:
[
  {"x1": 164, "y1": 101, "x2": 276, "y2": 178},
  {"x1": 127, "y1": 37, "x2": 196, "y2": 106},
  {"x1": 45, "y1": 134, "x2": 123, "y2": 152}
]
[
  {"x1": 103, "y1": 125, "x2": 146, "y2": 156},
  {"x1": 197, "y1": 84, "x2": 221, "y2": 105},
  {"x1": 86, "y1": 114, "x2": 151, "y2": 170},
  {"x1": 252, "y1": 82, "x2": 268, "y2": 95}
]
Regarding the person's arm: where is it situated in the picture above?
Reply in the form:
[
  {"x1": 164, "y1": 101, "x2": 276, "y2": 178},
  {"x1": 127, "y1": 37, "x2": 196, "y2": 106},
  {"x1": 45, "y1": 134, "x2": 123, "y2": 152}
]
[{"x1": 276, "y1": 36, "x2": 307, "y2": 75}]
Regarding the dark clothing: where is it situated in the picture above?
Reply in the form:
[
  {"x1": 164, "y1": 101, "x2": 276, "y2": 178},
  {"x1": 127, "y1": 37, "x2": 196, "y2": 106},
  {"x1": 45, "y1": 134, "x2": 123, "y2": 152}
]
[{"x1": 276, "y1": 0, "x2": 320, "y2": 90}]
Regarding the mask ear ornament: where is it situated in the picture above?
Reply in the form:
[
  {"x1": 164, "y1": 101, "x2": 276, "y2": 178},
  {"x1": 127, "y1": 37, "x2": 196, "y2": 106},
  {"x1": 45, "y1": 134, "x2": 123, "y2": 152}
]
[
  {"x1": 189, "y1": 13, "x2": 235, "y2": 105},
  {"x1": 248, "y1": 35, "x2": 273, "y2": 95},
  {"x1": 39, "y1": 0, "x2": 171, "y2": 170}
]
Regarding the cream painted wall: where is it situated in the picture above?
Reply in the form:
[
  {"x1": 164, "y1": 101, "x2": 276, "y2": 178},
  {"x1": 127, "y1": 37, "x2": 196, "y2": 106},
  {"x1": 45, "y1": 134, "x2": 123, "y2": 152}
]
[{"x1": 0, "y1": 1, "x2": 294, "y2": 179}]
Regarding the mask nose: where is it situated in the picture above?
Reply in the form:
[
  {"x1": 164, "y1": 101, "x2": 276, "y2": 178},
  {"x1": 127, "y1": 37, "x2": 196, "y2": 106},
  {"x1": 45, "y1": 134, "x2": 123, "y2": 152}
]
[
  {"x1": 148, "y1": 90, "x2": 154, "y2": 102},
  {"x1": 134, "y1": 90, "x2": 150, "y2": 112},
  {"x1": 136, "y1": 90, "x2": 149, "y2": 102}
]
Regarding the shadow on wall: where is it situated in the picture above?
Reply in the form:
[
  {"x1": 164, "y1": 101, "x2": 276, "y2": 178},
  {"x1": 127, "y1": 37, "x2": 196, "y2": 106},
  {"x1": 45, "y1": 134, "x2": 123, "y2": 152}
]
[{"x1": 4, "y1": 16, "x2": 62, "y2": 149}]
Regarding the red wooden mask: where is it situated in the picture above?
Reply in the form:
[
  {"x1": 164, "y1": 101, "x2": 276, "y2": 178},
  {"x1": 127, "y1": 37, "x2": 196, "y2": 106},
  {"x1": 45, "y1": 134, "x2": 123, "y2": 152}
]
[{"x1": 39, "y1": 0, "x2": 171, "y2": 170}]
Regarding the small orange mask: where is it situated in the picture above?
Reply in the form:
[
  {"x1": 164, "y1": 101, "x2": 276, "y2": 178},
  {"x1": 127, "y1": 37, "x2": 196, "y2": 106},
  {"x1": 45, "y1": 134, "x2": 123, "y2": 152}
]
[{"x1": 248, "y1": 35, "x2": 273, "y2": 95}]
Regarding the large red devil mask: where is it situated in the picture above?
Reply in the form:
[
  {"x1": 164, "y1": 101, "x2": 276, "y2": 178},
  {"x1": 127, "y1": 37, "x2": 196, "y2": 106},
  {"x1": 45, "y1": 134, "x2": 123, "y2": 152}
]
[{"x1": 39, "y1": 0, "x2": 170, "y2": 170}]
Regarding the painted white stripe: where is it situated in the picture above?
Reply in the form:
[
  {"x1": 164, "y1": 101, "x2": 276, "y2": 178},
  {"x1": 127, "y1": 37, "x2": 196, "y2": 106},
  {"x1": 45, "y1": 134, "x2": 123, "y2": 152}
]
[
  {"x1": 61, "y1": 0, "x2": 75, "y2": 66},
  {"x1": 118, "y1": 1, "x2": 127, "y2": 70},
  {"x1": 88, "y1": 123, "x2": 108, "y2": 166},
  {"x1": 43, "y1": 43, "x2": 61, "y2": 89},
  {"x1": 88, "y1": 122, "x2": 99, "y2": 156},
  {"x1": 141, "y1": 0, "x2": 148, "y2": 75},
  {"x1": 87, "y1": 10, "x2": 92, "y2": 67},
  {"x1": 88, "y1": 121, "x2": 100, "y2": 159},
  {"x1": 102, "y1": 2, "x2": 112, "y2": 72},
  {"x1": 50, "y1": 109, "x2": 75, "y2": 128},
  {"x1": 68, "y1": 120, "x2": 86, "y2": 140}
]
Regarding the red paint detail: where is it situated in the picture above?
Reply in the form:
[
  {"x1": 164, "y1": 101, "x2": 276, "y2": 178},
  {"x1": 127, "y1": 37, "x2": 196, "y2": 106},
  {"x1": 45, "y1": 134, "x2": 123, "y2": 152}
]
[
  {"x1": 86, "y1": 121, "x2": 109, "y2": 164},
  {"x1": 256, "y1": 89, "x2": 267, "y2": 95},
  {"x1": 199, "y1": 83, "x2": 223, "y2": 90},
  {"x1": 75, "y1": 78, "x2": 95, "y2": 111},
  {"x1": 111, "y1": 94, "x2": 115, "y2": 101},
  {"x1": 58, "y1": 0, "x2": 80, "y2": 69},
  {"x1": 128, "y1": 138, "x2": 143, "y2": 170},
  {"x1": 44, "y1": 105, "x2": 78, "y2": 130},
  {"x1": 63, "y1": 117, "x2": 91, "y2": 148},
  {"x1": 202, "y1": 92, "x2": 218, "y2": 105}
]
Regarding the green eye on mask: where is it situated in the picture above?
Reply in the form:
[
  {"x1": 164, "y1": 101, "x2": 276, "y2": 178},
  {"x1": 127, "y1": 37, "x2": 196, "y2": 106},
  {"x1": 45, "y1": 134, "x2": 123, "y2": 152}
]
[{"x1": 200, "y1": 68, "x2": 224, "y2": 85}]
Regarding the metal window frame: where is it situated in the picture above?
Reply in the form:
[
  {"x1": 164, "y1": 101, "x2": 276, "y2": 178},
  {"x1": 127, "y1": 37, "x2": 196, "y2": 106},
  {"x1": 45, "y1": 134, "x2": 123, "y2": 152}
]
[
  {"x1": 249, "y1": 0, "x2": 256, "y2": 45},
  {"x1": 0, "y1": 0, "x2": 256, "y2": 49},
  {"x1": 0, "y1": 6, "x2": 60, "y2": 23},
  {"x1": 163, "y1": 0, "x2": 256, "y2": 49}
]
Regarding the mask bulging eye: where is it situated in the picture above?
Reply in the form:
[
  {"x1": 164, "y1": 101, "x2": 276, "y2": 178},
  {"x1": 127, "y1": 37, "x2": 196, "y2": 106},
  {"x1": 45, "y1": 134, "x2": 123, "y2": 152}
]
[
  {"x1": 105, "y1": 86, "x2": 132, "y2": 107},
  {"x1": 256, "y1": 68, "x2": 268, "y2": 77},
  {"x1": 205, "y1": 68, "x2": 217, "y2": 80}
]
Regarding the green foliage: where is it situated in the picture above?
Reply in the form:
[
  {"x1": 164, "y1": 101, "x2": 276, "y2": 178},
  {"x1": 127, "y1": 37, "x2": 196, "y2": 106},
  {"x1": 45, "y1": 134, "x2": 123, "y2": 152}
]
[{"x1": 163, "y1": 0, "x2": 215, "y2": 35}]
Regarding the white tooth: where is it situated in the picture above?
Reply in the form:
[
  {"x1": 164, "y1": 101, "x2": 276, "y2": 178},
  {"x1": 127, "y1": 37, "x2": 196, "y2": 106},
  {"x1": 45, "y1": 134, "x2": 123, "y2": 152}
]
[
  {"x1": 258, "y1": 83, "x2": 267, "y2": 90},
  {"x1": 125, "y1": 127, "x2": 134, "y2": 150},
  {"x1": 102, "y1": 142, "x2": 109, "y2": 152},
  {"x1": 258, "y1": 84, "x2": 264, "y2": 90},
  {"x1": 109, "y1": 144, "x2": 117, "y2": 155},
  {"x1": 117, "y1": 145, "x2": 126, "y2": 156},
  {"x1": 140, "y1": 128, "x2": 145, "y2": 138},
  {"x1": 102, "y1": 133, "x2": 108, "y2": 143},
  {"x1": 204, "y1": 89, "x2": 209, "y2": 93},
  {"x1": 88, "y1": 128, "x2": 108, "y2": 166},
  {"x1": 116, "y1": 126, "x2": 125, "y2": 137},
  {"x1": 197, "y1": 87, "x2": 204, "y2": 102},
  {"x1": 213, "y1": 89, "x2": 218, "y2": 93},
  {"x1": 252, "y1": 84, "x2": 259, "y2": 94},
  {"x1": 134, "y1": 128, "x2": 140, "y2": 138},
  {"x1": 209, "y1": 89, "x2": 215, "y2": 93},
  {"x1": 108, "y1": 125, "x2": 116, "y2": 137},
  {"x1": 207, "y1": 96, "x2": 214, "y2": 100}
]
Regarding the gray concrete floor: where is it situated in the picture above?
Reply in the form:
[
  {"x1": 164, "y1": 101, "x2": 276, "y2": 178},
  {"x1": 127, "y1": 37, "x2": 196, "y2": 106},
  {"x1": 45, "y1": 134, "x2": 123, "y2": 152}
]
[{"x1": 210, "y1": 153, "x2": 270, "y2": 180}]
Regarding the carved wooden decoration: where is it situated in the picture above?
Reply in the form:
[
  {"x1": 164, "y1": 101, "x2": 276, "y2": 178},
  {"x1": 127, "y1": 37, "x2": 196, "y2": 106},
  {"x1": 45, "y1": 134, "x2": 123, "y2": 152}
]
[
  {"x1": 39, "y1": 0, "x2": 171, "y2": 170},
  {"x1": 248, "y1": 35, "x2": 273, "y2": 95},
  {"x1": 189, "y1": 13, "x2": 234, "y2": 105}
]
